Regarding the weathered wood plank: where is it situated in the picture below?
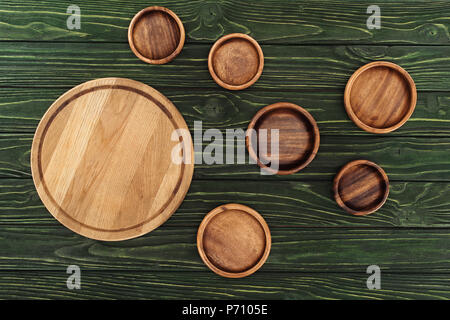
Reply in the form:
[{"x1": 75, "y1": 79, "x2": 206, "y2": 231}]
[
  {"x1": 1, "y1": 179, "x2": 449, "y2": 227},
  {"x1": 0, "y1": 43, "x2": 449, "y2": 91},
  {"x1": 1, "y1": 88, "x2": 449, "y2": 136},
  {"x1": 2, "y1": 134, "x2": 450, "y2": 181},
  {"x1": 0, "y1": 225, "x2": 449, "y2": 272},
  {"x1": 1, "y1": 271, "x2": 449, "y2": 300},
  {"x1": 0, "y1": 0, "x2": 449, "y2": 44}
]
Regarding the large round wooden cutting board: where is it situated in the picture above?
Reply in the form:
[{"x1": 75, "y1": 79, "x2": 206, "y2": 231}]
[
  {"x1": 344, "y1": 61, "x2": 417, "y2": 134},
  {"x1": 31, "y1": 78, "x2": 194, "y2": 241}
]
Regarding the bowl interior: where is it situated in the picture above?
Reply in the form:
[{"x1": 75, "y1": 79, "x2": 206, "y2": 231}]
[
  {"x1": 132, "y1": 10, "x2": 181, "y2": 60},
  {"x1": 349, "y1": 65, "x2": 412, "y2": 130},
  {"x1": 338, "y1": 163, "x2": 387, "y2": 212},
  {"x1": 202, "y1": 208, "x2": 267, "y2": 274},
  {"x1": 250, "y1": 107, "x2": 316, "y2": 172},
  {"x1": 211, "y1": 37, "x2": 260, "y2": 86}
]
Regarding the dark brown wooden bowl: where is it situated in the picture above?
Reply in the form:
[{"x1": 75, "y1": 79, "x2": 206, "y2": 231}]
[
  {"x1": 246, "y1": 102, "x2": 320, "y2": 175},
  {"x1": 333, "y1": 160, "x2": 389, "y2": 216},
  {"x1": 128, "y1": 6, "x2": 185, "y2": 64},
  {"x1": 344, "y1": 61, "x2": 417, "y2": 134},
  {"x1": 197, "y1": 203, "x2": 271, "y2": 278},
  {"x1": 208, "y1": 33, "x2": 264, "y2": 90}
]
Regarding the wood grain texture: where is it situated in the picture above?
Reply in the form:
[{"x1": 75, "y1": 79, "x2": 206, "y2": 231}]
[
  {"x1": 0, "y1": 88, "x2": 449, "y2": 136},
  {"x1": 0, "y1": 0, "x2": 449, "y2": 44},
  {"x1": 128, "y1": 6, "x2": 185, "y2": 64},
  {"x1": 344, "y1": 61, "x2": 417, "y2": 133},
  {"x1": 208, "y1": 33, "x2": 264, "y2": 90},
  {"x1": 2, "y1": 134, "x2": 450, "y2": 181},
  {"x1": 1, "y1": 271, "x2": 449, "y2": 300},
  {"x1": 0, "y1": 43, "x2": 450, "y2": 91},
  {"x1": 334, "y1": 160, "x2": 389, "y2": 216},
  {"x1": 2, "y1": 179, "x2": 450, "y2": 228},
  {"x1": 31, "y1": 78, "x2": 194, "y2": 241},
  {"x1": 1, "y1": 0, "x2": 450, "y2": 300},
  {"x1": 247, "y1": 102, "x2": 320, "y2": 175},
  {"x1": 0, "y1": 225, "x2": 449, "y2": 272},
  {"x1": 197, "y1": 204, "x2": 271, "y2": 278}
]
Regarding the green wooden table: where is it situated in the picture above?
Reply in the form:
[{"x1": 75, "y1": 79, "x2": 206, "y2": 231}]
[{"x1": 0, "y1": 0, "x2": 449, "y2": 299}]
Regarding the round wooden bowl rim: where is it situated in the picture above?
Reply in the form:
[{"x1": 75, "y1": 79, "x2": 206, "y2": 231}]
[
  {"x1": 344, "y1": 61, "x2": 417, "y2": 134},
  {"x1": 333, "y1": 159, "x2": 390, "y2": 216},
  {"x1": 128, "y1": 6, "x2": 185, "y2": 65},
  {"x1": 245, "y1": 102, "x2": 320, "y2": 175},
  {"x1": 208, "y1": 33, "x2": 264, "y2": 90},
  {"x1": 197, "y1": 203, "x2": 271, "y2": 278},
  {"x1": 31, "y1": 77, "x2": 194, "y2": 241}
]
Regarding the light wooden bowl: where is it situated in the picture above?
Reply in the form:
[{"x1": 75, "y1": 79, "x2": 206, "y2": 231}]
[
  {"x1": 197, "y1": 204, "x2": 271, "y2": 278},
  {"x1": 128, "y1": 6, "x2": 185, "y2": 64},
  {"x1": 344, "y1": 61, "x2": 417, "y2": 134},
  {"x1": 208, "y1": 33, "x2": 264, "y2": 90},
  {"x1": 31, "y1": 78, "x2": 194, "y2": 241},
  {"x1": 246, "y1": 102, "x2": 320, "y2": 175},
  {"x1": 333, "y1": 160, "x2": 389, "y2": 216}
]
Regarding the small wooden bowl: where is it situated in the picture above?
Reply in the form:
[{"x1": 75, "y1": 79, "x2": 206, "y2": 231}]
[
  {"x1": 128, "y1": 6, "x2": 185, "y2": 64},
  {"x1": 344, "y1": 61, "x2": 417, "y2": 134},
  {"x1": 246, "y1": 102, "x2": 320, "y2": 175},
  {"x1": 333, "y1": 160, "x2": 389, "y2": 216},
  {"x1": 197, "y1": 204, "x2": 271, "y2": 278},
  {"x1": 208, "y1": 33, "x2": 264, "y2": 90}
]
